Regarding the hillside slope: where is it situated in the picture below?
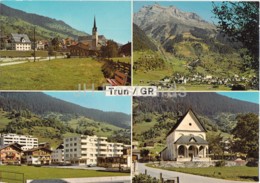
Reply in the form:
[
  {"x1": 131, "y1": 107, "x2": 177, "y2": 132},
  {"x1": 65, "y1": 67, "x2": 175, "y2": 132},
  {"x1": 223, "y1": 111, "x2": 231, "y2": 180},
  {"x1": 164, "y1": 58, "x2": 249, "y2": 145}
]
[
  {"x1": 134, "y1": 93, "x2": 258, "y2": 116},
  {"x1": 0, "y1": 92, "x2": 131, "y2": 129},
  {"x1": 133, "y1": 23, "x2": 158, "y2": 51},
  {"x1": 0, "y1": 3, "x2": 88, "y2": 39},
  {"x1": 133, "y1": 93, "x2": 258, "y2": 150}
]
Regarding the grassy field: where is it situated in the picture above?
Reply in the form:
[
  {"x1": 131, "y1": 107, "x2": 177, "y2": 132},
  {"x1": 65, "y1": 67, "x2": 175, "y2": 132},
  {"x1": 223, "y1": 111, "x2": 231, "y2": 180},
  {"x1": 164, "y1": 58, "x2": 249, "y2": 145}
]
[
  {"x1": 0, "y1": 165, "x2": 129, "y2": 180},
  {"x1": 0, "y1": 58, "x2": 107, "y2": 90},
  {"x1": 147, "y1": 164, "x2": 258, "y2": 182}
]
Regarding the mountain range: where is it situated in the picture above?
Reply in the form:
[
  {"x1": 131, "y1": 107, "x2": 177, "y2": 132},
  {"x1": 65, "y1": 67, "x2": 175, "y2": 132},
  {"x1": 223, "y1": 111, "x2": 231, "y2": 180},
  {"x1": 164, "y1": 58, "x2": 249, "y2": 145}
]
[
  {"x1": 134, "y1": 4, "x2": 216, "y2": 44},
  {"x1": 0, "y1": 3, "x2": 88, "y2": 40}
]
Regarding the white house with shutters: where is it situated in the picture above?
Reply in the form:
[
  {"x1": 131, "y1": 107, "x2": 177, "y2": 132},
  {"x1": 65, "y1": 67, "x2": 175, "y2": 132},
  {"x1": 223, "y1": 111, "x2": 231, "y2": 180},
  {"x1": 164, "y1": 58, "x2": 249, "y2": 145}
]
[{"x1": 160, "y1": 109, "x2": 210, "y2": 161}]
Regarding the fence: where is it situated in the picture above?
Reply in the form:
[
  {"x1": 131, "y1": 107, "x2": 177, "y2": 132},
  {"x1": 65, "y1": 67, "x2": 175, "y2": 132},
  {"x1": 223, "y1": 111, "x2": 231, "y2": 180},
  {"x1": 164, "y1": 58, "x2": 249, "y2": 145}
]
[{"x1": 0, "y1": 171, "x2": 25, "y2": 183}]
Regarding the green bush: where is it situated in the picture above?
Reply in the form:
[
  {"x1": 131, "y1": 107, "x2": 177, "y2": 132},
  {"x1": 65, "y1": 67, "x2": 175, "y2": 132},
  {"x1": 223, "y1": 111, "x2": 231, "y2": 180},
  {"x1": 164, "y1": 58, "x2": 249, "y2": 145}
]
[
  {"x1": 132, "y1": 174, "x2": 159, "y2": 183},
  {"x1": 215, "y1": 160, "x2": 226, "y2": 167}
]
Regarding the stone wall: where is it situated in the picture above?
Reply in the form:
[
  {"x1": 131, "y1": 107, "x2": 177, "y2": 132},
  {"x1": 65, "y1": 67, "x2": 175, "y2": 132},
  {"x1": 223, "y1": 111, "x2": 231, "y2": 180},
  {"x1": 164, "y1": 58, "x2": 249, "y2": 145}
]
[{"x1": 152, "y1": 160, "x2": 247, "y2": 168}]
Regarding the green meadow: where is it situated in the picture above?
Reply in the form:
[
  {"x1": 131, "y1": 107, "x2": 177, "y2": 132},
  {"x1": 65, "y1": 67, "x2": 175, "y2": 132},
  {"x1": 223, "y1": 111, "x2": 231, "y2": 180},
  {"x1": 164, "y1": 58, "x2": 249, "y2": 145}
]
[
  {"x1": 0, "y1": 58, "x2": 106, "y2": 90},
  {"x1": 147, "y1": 164, "x2": 258, "y2": 182},
  {"x1": 0, "y1": 165, "x2": 129, "y2": 180}
]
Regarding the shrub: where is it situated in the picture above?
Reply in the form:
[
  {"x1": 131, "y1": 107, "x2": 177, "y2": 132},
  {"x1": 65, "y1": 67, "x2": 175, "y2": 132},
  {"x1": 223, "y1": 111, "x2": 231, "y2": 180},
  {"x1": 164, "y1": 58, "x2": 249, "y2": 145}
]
[
  {"x1": 215, "y1": 160, "x2": 226, "y2": 167},
  {"x1": 132, "y1": 174, "x2": 159, "y2": 183}
]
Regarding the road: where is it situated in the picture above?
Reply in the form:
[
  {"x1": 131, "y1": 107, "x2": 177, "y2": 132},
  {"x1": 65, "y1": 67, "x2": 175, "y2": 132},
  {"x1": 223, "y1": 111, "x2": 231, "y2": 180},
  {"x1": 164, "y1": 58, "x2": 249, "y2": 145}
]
[
  {"x1": 136, "y1": 163, "x2": 253, "y2": 183},
  {"x1": 0, "y1": 56, "x2": 65, "y2": 66}
]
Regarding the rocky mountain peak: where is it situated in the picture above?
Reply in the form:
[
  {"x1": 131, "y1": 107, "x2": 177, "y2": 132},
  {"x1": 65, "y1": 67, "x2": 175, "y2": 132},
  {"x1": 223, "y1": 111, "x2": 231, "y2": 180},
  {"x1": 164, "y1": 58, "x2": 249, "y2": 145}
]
[{"x1": 134, "y1": 4, "x2": 216, "y2": 43}]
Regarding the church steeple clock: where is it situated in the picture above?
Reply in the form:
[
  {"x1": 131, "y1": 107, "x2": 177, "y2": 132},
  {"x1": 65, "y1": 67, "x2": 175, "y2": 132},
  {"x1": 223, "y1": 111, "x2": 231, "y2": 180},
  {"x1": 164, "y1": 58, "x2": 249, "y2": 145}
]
[{"x1": 92, "y1": 16, "x2": 98, "y2": 50}]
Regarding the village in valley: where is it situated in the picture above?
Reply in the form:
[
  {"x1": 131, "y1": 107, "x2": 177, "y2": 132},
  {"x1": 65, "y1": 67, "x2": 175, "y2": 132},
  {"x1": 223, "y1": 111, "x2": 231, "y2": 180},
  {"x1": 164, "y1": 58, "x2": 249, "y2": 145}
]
[
  {"x1": 0, "y1": 133, "x2": 130, "y2": 168},
  {"x1": 0, "y1": 2, "x2": 131, "y2": 90},
  {"x1": 133, "y1": 2, "x2": 259, "y2": 91},
  {"x1": 0, "y1": 92, "x2": 131, "y2": 182}
]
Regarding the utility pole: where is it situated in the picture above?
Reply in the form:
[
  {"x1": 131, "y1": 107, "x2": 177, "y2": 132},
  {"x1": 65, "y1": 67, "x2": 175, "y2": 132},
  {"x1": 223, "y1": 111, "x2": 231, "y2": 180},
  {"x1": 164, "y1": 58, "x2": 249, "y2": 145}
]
[{"x1": 34, "y1": 27, "x2": 36, "y2": 62}]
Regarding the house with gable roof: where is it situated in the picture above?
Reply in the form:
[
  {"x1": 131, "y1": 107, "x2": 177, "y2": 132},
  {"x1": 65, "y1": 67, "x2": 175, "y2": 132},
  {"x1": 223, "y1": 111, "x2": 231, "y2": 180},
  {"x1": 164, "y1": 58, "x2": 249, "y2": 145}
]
[
  {"x1": 10, "y1": 33, "x2": 31, "y2": 51},
  {"x1": 160, "y1": 109, "x2": 210, "y2": 161}
]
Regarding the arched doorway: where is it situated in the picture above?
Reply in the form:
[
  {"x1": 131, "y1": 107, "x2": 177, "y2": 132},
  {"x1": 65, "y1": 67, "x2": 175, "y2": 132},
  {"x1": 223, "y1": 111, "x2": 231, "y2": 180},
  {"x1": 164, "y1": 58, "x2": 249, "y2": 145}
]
[
  {"x1": 178, "y1": 145, "x2": 185, "y2": 157},
  {"x1": 188, "y1": 145, "x2": 198, "y2": 159}
]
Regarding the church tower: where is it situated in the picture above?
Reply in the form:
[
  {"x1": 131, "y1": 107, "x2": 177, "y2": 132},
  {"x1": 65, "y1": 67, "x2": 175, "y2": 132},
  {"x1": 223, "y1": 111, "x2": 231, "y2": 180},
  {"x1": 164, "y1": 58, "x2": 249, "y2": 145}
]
[{"x1": 92, "y1": 16, "x2": 98, "y2": 50}]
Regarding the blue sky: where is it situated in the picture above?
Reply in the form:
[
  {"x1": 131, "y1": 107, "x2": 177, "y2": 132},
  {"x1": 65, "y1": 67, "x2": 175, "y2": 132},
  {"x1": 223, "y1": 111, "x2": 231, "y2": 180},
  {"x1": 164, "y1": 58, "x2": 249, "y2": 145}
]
[
  {"x1": 44, "y1": 92, "x2": 131, "y2": 115},
  {"x1": 134, "y1": 1, "x2": 220, "y2": 23},
  {"x1": 217, "y1": 92, "x2": 259, "y2": 104},
  {"x1": 2, "y1": 1, "x2": 131, "y2": 44}
]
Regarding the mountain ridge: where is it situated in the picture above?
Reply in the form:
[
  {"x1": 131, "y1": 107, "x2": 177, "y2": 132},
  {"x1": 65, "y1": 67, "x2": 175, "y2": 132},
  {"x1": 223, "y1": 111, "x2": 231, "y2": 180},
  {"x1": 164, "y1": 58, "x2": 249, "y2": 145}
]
[
  {"x1": 134, "y1": 4, "x2": 216, "y2": 43},
  {"x1": 0, "y1": 92, "x2": 131, "y2": 129},
  {"x1": 0, "y1": 3, "x2": 89, "y2": 39},
  {"x1": 134, "y1": 92, "x2": 258, "y2": 116}
]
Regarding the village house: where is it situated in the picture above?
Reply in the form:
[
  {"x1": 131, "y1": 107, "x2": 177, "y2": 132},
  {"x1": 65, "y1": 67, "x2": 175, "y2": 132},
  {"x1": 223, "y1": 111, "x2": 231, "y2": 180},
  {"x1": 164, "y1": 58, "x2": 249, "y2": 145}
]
[
  {"x1": 68, "y1": 42, "x2": 97, "y2": 57},
  {"x1": 51, "y1": 143, "x2": 64, "y2": 164},
  {"x1": 119, "y1": 42, "x2": 131, "y2": 57},
  {"x1": 23, "y1": 147, "x2": 52, "y2": 165},
  {"x1": 161, "y1": 109, "x2": 210, "y2": 161},
  {"x1": 0, "y1": 143, "x2": 23, "y2": 165},
  {"x1": 132, "y1": 141, "x2": 140, "y2": 161},
  {"x1": 10, "y1": 33, "x2": 31, "y2": 51}
]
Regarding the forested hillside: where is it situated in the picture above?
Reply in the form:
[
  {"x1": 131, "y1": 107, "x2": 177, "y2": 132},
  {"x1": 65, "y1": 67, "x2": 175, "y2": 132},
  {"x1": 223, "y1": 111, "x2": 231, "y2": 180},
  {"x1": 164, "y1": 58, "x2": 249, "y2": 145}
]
[
  {"x1": 133, "y1": 23, "x2": 158, "y2": 51},
  {"x1": 133, "y1": 93, "x2": 258, "y2": 149},
  {"x1": 0, "y1": 92, "x2": 131, "y2": 128},
  {"x1": 134, "y1": 93, "x2": 258, "y2": 116},
  {"x1": 0, "y1": 109, "x2": 130, "y2": 148}
]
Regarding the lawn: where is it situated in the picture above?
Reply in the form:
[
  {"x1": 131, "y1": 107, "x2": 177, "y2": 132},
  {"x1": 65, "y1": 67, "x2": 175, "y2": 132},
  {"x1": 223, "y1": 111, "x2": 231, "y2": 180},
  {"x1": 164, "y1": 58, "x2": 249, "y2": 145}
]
[
  {"x1": 0, "y1": 58, "x2": 107, "y2": 90},
  {"x1": 147, "y1": 164, "x2": 258, "y2": 182},
  {"x1": 0, "y1": 165, "x2": 129, "y2": 180}
]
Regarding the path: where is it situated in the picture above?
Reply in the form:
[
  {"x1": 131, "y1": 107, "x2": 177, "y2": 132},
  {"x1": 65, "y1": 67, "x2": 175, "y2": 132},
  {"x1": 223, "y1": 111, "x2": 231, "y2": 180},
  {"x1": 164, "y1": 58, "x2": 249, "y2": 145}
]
[
  {"x1": 135, "y1": 163, "x2": 253, "y2": 183},
  {"x1": 27, "y1": 176, "x2": 130, "y2": 183},
  {"x1": 0, "y1": 56, "x2": 65, "y2": 67}
]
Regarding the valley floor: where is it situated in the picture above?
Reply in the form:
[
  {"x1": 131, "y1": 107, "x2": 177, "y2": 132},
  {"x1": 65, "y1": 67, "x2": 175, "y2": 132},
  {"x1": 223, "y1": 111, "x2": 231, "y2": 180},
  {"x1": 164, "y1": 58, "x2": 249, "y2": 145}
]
[{"x1": 134, "y1": 70, "x2": 231, "y2": 91}]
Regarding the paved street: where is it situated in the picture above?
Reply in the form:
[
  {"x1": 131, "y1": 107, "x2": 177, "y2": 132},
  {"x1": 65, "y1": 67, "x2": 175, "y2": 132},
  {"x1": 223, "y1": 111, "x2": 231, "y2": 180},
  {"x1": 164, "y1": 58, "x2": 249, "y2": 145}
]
[{"x1": 135, "y1": 163, "x2": 253, "y2": 183}]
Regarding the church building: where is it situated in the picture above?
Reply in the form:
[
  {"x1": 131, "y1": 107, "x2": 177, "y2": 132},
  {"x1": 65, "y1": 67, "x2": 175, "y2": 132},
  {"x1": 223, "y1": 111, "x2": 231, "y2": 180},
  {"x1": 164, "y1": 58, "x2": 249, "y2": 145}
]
[
  {"x1": 160, "y1": 109, "x2": 210, "y2": 161},
  {"x1": 68, "y1": 17, "x2": 106, "y2": 57}
]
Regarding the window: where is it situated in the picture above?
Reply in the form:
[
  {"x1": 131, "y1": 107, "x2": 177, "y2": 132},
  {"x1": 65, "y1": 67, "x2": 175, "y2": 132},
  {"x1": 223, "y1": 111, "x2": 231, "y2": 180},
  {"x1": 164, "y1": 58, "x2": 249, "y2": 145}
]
[{"x1": 189, "y1": 123, "x2": 192, "y2": 126}]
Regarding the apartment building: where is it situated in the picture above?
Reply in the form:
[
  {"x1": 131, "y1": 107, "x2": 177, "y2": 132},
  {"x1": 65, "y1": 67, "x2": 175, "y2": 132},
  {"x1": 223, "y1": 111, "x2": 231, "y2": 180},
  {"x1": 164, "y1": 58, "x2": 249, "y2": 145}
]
[
  {"x1": 64, "y1": 135, "x2": 124, "y2": 165},
  {"x1": 0, "y1": 133, "x2": 38, "y2": 151}
]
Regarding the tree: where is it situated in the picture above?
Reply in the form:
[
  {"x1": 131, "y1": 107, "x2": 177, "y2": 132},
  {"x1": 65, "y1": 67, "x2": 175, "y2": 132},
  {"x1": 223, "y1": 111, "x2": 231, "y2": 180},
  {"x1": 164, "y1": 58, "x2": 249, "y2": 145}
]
[
  {"x1": 51, "y1": 37, "x2": 60, "y2": 51},
  {"x1": 101, "y1": 40, "x2": 118, "y2": 58},
  {"x1": 212, "y1": 2, "x2": 259, "y2": 69},
  {"x1": 207, "y1": 132, "x2": 224, "y2": 156},
  {"x1": 232, "y1": 113, "x2": 259, "y2": 158}
]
